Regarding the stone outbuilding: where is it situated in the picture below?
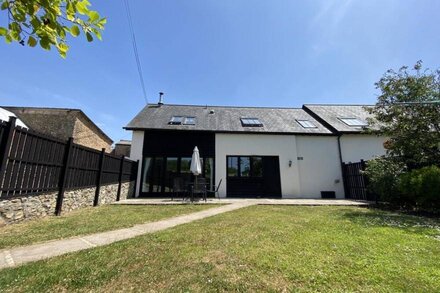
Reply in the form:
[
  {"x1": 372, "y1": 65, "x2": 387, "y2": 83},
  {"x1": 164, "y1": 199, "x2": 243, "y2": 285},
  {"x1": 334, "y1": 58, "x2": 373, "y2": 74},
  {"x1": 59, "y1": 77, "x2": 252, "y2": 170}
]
[
  {"x1": 2, "y1": 106, "x2": 113, "y2": 152},
  {"x1": 112, "y1": 139, "x2": 131, "y2": 157}
]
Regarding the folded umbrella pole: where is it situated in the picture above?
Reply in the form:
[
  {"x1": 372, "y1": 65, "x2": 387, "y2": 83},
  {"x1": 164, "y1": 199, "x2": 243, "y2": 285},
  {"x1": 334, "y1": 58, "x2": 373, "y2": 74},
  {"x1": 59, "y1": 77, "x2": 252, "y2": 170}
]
[{"x1": 190, "y1": 146, "x2": 202, "y2": 202}]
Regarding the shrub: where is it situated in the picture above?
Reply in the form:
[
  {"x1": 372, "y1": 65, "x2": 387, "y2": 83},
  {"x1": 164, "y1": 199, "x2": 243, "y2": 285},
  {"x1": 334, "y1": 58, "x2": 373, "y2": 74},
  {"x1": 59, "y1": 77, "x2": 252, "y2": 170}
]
[
  {"x1": 398, "y1": 166, "x2": 440, "y2": 211},
  {"x1": 363, "y1": 157, "x2": 406, "y2": 205}
]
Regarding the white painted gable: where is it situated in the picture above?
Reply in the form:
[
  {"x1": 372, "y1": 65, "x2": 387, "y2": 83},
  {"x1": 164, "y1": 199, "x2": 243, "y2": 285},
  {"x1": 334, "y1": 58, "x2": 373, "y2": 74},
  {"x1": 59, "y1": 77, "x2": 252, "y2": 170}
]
[{"x1": 0, "y1": 107, "x2": 28, "y2": 129}]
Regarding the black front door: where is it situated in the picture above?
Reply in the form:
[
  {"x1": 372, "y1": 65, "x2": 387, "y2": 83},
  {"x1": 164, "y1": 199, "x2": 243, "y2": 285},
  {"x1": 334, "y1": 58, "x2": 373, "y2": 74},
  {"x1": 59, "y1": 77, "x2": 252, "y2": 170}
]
[
  {"x1": 262, "y1": 157, "x2": 282, "y2": 196},
  {"x1": 226, "y1": 156, "x2": 281, "y2": 198}
]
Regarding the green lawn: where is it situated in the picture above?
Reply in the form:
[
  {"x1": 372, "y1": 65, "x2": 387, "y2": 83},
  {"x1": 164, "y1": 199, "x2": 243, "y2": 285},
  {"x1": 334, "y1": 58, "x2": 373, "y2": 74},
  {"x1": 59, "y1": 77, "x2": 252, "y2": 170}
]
[
  {"x1": 1, "y1": 206, "x2": 439, "y2": 292},
  {"x1": 0, "y1": 204, "x2": 219, "y2": 249}
]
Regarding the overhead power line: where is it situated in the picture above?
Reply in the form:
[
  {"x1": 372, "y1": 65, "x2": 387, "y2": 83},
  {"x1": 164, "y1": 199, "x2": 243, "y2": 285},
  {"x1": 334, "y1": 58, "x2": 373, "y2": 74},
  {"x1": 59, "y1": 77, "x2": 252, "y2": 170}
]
[{"x1": 124, "y1": 0, "x2": 148, "y2": 104}]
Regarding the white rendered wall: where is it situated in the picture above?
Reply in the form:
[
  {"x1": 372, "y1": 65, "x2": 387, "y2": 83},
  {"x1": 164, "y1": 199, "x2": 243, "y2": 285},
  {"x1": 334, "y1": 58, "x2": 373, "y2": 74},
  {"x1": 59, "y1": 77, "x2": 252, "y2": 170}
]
[
  {"x1": 215, "y1": 134, "x2": 301, "y2": 198},
  {"x1": 340, "y1": 134, "x2": 386, "y2": 163},
  {"x1": 129, "y1": 130, "x2": 144, "y2": 197},
  {"x1": 295, "y1": 136, "x2": 345, "y2": 198}
]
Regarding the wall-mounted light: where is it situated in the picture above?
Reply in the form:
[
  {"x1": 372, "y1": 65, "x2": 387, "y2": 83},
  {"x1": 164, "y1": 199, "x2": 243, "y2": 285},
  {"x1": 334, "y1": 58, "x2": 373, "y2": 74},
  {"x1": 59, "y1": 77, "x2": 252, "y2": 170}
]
[{"x1": 288, "y1": 160, "x2": 292, "y2": 167}]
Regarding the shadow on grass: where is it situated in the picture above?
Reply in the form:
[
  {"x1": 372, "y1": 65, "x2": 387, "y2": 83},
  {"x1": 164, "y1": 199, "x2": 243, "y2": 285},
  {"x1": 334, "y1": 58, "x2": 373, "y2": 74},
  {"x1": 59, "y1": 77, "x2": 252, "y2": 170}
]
[{"x1": 339, "y1": 207, "x2": 440, "y2": 238}]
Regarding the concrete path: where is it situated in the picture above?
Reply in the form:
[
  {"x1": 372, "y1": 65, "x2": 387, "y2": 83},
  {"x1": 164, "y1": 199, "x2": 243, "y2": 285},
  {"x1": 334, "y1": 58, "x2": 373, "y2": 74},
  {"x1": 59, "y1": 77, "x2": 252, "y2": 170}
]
[
  {"x1": 0, "y1": 201, "x2": 255, "y2": 270},
  {"x1": 114, "y1": 198, "x2": 371, "y2": 206}
]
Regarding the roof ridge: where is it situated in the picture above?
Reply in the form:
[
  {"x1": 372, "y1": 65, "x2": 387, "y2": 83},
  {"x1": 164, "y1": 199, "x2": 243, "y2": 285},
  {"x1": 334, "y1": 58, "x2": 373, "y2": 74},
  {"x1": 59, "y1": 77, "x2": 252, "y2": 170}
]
[
  {"x1": 147, "y1": 103, "x2": 304, "y2": 110},
  {"x1": 2, "y1": 106, "x2": 83, "y2": 112},
  {"x1": 303, "y1": 104, "x2": 374, "y2": 107}
]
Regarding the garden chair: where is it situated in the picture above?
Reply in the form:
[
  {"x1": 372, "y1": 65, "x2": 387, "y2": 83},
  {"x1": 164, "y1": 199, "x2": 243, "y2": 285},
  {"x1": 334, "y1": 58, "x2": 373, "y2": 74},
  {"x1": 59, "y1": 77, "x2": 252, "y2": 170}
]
[
  {"x1": 172, "y1": 177, "x2": 185, "y2": 201},
  {"x1": 191, "y1": 177, "x2": 207, "y2": 202}
]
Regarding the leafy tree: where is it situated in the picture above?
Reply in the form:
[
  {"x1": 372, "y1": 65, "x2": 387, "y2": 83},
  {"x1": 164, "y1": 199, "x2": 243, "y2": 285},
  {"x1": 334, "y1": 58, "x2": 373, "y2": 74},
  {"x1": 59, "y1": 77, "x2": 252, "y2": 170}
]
[
  {"x1": 0, "y1": 0, "x2": 106, "y2": 58},
  {"x1": 367, "y1": 61, "x2": 440, "y2": 169}
]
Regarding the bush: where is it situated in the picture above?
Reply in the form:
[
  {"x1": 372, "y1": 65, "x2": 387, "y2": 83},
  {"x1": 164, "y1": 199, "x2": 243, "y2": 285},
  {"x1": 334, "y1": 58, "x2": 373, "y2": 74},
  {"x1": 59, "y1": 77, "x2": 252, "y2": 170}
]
[
  {"x1": 398, "y1": 166, "x2": 440, "y2": 211},
  {"x1": 363, "y1": 157, "x2": 406, "y2": 205}
]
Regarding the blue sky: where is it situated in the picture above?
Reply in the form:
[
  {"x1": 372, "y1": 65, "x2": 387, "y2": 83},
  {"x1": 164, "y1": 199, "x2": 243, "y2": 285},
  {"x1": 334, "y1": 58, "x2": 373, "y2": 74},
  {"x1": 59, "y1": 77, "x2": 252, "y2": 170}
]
[{"x1": 0, "y1": 0, "x2": 439, "y2": 142}]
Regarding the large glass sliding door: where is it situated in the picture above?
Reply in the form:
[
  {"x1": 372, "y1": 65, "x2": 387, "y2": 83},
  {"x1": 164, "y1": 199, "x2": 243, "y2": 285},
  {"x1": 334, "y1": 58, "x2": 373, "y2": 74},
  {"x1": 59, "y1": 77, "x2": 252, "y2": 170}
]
[
  {"x1": 141, "y1": 157, "x2": 153, "y2": 193},
  {"x1": 164, "y1": 157, "x2": 178, "y2": 192},
  {"x1": 140, "y1": 156, "x2": 214, "y2": 196},
  {"x1": 226, "y1": 156, "x2": 281, "y2": 198}
]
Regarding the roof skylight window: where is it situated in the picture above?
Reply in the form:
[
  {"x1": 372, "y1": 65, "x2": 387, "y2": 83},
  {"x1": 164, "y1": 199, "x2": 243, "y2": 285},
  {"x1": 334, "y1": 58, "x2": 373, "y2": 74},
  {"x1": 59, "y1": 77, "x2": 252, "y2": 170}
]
[
  {"x1": 169, "y1": 116, "x2": 184, "y2": 125},
  {"x1": 183, "y1": 117, "x2": 196, "y2": 125},
  {"x1": 240, "y1": 118, "x2": 263, "y2": 127},
  {"x1": 297, "y1": 119, "x2": 317, "y2": 128},
  {"x1": 339, "y1": 117, "x2": 368, "y2": 127}
]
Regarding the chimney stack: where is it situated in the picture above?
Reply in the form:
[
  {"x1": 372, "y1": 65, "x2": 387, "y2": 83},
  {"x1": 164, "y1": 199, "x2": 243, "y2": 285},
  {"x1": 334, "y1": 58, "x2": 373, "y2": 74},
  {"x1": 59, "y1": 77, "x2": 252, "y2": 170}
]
[{"x1": 158, "y1": 92, "x2": 164, "y2": 106}]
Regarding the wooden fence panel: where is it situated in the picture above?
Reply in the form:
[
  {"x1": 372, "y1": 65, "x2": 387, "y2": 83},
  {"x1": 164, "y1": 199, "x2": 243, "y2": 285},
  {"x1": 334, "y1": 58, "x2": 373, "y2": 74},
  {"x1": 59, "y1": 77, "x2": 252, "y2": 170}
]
[{"x1": 0, "y1": 118, "x2": 138, "y2": 204}]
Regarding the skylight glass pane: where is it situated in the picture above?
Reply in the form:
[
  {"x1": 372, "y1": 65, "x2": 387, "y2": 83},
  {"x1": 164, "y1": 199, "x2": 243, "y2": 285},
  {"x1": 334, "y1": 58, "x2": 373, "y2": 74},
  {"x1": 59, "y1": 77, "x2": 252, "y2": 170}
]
[
  {"x1": 297, "y1": 120, "x2": 317, "y2": 128},
  {"x1": 252, "y1": 119, "x2": 261, "y2": 125},
  {"x1": 169, "y1": 116, "x2": 183, "y2": 125},
  {"x1": 241, "y1": 118, "x2": 263, "y2": 127},
  {"x1": 339, "y1": 118, "x2": 368, "y2": 127},
  {"x1": 183, "y1": 117, "x2": 196, "y2": 125}
]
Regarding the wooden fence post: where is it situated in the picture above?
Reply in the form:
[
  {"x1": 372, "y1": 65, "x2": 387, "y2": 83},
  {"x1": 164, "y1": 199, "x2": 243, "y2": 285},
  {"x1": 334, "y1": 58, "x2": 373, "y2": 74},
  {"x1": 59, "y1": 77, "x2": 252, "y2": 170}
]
[
  {"x1": 55, "y1": 137, "x2": 74, "y2": 216},
  {"x1": 0, "y1": 117, "x2": 16, "y2": 187},
  {"x1": 116, "y1": 155, "x2": 125, "y2": 201},
  {"x1": 94, "y1": 148, "x2": 106, "y2": 206}
]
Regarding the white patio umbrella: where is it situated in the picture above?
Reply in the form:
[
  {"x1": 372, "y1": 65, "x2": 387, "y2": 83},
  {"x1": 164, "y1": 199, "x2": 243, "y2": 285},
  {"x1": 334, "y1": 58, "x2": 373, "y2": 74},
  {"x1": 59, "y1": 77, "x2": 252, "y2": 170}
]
[
  {"x1": 190, "y1": 146, "x2": 202, "y2": 202},
  {"x1": 190, "y1": 146, "x2": 202, "y2": 177}
]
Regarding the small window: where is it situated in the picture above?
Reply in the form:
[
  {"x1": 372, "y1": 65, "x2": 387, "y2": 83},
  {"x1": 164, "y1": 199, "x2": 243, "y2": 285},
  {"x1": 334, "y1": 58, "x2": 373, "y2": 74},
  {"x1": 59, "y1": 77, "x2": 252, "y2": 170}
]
[
  {"x1": 183, "y1": 117, "x2": 196, "y2": 125},
  {"x1": 169, "y1": 116, "x2": 183, "y2": 125},
  {"x1": 297, "y1": 119, "x2": 317, "y2": 128},
  {"x1": 241, "y1": 118, "x2": 263, "y2": 127},
  {"x1": 339, "y1": 117, "x2": 368, "y2": 127}
]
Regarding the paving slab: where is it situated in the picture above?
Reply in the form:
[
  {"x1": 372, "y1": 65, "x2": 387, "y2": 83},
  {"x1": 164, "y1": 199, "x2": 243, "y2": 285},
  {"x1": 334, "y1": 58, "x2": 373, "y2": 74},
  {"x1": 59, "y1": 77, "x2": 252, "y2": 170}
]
[
  {"x1": 0, "y1": 201, "x2": 255, "y2": 270},
  {"x1": 114, "y1": 198, "x2": 371, "y2": 206}
]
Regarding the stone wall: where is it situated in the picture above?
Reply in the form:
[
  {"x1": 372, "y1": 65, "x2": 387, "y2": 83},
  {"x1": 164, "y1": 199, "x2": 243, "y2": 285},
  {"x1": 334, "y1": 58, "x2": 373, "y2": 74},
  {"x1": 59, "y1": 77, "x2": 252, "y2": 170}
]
[{"x1": 0, "y1": 181, "x2": 135, "y2": 225}]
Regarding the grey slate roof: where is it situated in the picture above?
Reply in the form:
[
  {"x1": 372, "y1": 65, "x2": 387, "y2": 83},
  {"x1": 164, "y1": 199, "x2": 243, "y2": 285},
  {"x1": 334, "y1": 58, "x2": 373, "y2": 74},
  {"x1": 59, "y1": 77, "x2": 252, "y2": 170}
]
[
  {"x1": 125, "y1": 104, "x2": 333, "y2": 134},
  {"x1": 303, "y1": 104, "x2": 375, "y2": 133}
]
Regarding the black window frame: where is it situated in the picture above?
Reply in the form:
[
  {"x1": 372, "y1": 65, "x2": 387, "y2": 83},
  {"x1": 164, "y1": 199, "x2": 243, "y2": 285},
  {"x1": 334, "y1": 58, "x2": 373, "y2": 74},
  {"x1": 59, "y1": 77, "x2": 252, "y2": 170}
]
[
  {"x1": 140, "y1": 155, "x2": 215, "y2": 194},
  {"x1": 227, "y1": 156, "x2": 263, "y2": 178}
]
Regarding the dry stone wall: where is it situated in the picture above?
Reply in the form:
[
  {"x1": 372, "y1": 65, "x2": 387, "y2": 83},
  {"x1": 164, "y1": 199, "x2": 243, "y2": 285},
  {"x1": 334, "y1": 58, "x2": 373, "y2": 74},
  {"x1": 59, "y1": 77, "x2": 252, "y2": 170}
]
[{"x1": 0, "y1": 181, "x2": 135, "y2": 225}]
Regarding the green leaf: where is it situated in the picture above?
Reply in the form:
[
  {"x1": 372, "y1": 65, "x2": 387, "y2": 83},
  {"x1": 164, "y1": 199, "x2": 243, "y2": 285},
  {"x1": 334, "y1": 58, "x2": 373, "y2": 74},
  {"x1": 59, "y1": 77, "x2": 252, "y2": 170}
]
[
  {"x1": 27, "y1": 36, "x2": 37, "y2": 47},
  {"x1": 5, "y1": 33, "x2": 12, "y2": 43},
  {"x1": 76, "y1": 1, "x2": 88, "y2": 15},
  {"x1": 39, "y1": 37, "x2": 50, "y2": 50},
  {"x1": 30, "y1": 17, "x2": 40, "y2": 30},
  {"x1": 1, "y1": 1, "x2": 9, "y2": 10},
  {"x1": 56, "y1": 42, "x2": 69, "y2": 58},
  {"x1": 88, "y1": 11, "x2": 99, "y2": 22},
  {"x1": 93, "y1": 29, "x2": 102, "y2": 40},
  {"x1": 0, "y1": 27, "x2": 6, "y2": 36},
  {"x1": 86, "y1": 32, "x2": 93, "y2": 42},
  {"x1": 96, "y1": 18, "x2": 107, "y2": 29},
  {"x1": 70, "y1": 25, "x2": 80, "y2": 37}
]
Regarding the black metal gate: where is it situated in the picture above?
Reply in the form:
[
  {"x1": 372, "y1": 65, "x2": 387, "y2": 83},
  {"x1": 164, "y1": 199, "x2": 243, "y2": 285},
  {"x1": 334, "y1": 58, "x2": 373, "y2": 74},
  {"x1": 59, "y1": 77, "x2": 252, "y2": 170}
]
[{"x1": 342, "y1": 160, "x2": 375, "y2": 201}]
